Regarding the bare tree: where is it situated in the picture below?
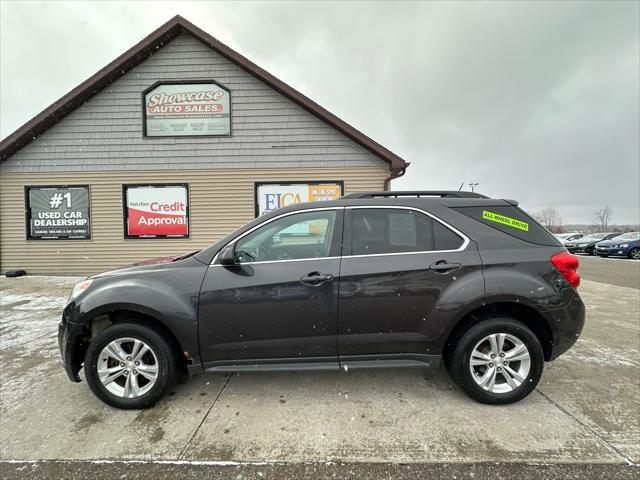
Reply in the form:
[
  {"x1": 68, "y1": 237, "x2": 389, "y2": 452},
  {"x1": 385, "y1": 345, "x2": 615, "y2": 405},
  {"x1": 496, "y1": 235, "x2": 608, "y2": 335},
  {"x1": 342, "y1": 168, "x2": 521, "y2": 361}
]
[
  {"x1": 593, "y1": 205, "x2": 613, "y2": 232},
  {"x1": 533, "y1": 207, "x2": 563, "y2": 232}
]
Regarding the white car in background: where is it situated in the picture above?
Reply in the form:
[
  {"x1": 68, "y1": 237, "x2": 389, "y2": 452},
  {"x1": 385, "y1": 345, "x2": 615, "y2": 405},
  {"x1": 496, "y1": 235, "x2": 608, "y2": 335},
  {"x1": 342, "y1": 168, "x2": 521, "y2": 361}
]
[{"x1": 554, "y1": 233, "x2": 585, "y2": 244}]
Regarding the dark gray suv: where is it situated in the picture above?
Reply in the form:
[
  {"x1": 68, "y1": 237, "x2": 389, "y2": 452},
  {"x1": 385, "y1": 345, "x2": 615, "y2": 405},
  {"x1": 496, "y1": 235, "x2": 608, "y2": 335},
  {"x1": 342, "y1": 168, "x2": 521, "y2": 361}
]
[{"x1": 58, "y1": 191, "x2": 585, "y2": 409}]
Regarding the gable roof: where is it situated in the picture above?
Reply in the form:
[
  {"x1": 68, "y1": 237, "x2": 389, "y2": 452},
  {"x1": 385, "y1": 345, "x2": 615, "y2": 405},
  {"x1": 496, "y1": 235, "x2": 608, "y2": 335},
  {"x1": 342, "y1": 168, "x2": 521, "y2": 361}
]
[{"x1": 0, "y1": 15, "x2": 408, "y2": 176}]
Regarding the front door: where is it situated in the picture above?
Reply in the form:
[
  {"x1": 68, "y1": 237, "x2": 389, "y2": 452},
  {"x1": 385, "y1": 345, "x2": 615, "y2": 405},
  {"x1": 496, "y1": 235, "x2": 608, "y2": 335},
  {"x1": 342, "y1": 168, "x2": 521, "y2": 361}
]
[
  {"x1": 338, "y1": 207, "x2": 481, "y2": 365},
  {"x1": 198, "y1": 208, "x2": 343, "y2": 369}
]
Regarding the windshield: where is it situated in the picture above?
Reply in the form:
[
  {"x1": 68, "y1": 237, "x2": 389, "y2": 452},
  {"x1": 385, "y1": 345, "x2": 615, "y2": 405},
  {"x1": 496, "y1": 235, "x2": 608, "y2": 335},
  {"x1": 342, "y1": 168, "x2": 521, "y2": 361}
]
[{"x1": 613, "y1": 232, "x2": 640, "y2": 241}]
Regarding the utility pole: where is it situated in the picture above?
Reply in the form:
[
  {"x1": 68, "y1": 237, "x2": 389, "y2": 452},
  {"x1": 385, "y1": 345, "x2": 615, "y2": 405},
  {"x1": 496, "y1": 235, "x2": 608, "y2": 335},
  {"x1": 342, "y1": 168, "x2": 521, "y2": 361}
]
[{"x1": 468, "y1": 182, "x2": 479, "y2": 192}]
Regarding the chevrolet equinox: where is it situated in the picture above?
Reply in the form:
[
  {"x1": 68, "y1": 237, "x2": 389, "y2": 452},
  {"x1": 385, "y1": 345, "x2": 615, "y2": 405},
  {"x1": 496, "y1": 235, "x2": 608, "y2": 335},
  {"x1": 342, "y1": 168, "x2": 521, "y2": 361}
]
[{"x1": 58, "y1": 191, "x2": 585, "y2": 409}]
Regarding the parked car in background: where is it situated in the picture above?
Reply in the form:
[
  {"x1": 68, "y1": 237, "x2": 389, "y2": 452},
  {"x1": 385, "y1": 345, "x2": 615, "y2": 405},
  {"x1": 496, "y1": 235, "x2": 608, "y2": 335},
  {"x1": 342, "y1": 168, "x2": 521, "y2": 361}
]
[
  {"x1": 58, "y1": 191, "x2": 584, "y2": 409},
  {"x1": 554, "y1": 233, "x2": 585, "y2": 244},
  {"x1": 595, "y1": 232, "x2": 640, "y2": 259},
  {"x1": 565, "y1": 232, "x2": 618, "y2": 255}
]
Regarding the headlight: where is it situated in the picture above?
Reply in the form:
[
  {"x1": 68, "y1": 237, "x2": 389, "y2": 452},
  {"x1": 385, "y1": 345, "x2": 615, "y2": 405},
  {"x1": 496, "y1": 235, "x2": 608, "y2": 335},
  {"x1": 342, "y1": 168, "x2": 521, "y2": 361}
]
[
  {"x1": 579, "y1": 243, "x2": 588, "y2": 247},
  {"x1": 69, "y1": 279, "x2": 93, "y2": 302},
  {"x1": 619, "y1": 243, "x2": 629, "y2": 248}
]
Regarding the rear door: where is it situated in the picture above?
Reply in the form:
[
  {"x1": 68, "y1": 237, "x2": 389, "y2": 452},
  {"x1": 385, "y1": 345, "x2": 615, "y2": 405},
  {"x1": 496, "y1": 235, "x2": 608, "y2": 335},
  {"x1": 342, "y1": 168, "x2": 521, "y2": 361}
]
[{"x1": 337, "y1": 206, "x2": 482, "y2": 365}]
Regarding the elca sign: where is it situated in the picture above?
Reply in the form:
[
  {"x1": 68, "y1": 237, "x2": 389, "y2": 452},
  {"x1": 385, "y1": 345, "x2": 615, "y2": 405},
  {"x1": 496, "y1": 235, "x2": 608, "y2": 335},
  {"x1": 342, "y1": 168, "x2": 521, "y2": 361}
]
[
  {"x1": 255, "y1": 182, "x2": 343, "y2": 216},
  {"x1": 144, "y1": 81, "x2": 231, "y2": 137},
  {"x1": 124, "y1": 185, "x2": 189, "y2": 238},
  {"x1": 26, "y1": 186, "x2": 91, "y2": 240}
]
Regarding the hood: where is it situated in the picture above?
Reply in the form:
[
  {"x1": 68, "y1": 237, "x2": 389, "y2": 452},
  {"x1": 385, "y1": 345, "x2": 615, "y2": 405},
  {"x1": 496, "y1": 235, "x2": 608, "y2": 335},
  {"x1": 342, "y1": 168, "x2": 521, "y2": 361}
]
[
  {"x1": 596, "y1": 239, "x2": 618, "y2": 246},
  {"x1": 598, "y1": 238, "x2": 637, "y2": 247},
  {"x1": 91, "y1": 251, "x2": 202, "y2": 279},
  {"x1": 577, "y1": 239, "x2": 600, "y2": 245},
  {"x1": 134, "y1": 254, "x2": 185, "y2": 266}
]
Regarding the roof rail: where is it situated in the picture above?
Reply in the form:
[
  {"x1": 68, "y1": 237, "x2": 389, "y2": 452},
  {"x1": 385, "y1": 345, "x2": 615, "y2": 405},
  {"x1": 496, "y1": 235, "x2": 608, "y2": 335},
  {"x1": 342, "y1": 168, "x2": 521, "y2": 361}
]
[{"x1": 342, "y1": 191, "x2": 489, "y2": 199}]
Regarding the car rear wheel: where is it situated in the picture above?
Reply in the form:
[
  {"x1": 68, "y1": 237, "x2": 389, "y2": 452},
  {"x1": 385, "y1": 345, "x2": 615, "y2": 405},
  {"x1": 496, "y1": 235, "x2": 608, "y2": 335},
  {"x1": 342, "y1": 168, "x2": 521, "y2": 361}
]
[
  {"x1": 629, "y1": 248, "x2": 640, "y2": 260},
  {"x1": 446, "y1": 317, "x2": 544, "y2": 404},
  {"x1": 84, "y1": 322, "x2": 177, "y2": 409}
]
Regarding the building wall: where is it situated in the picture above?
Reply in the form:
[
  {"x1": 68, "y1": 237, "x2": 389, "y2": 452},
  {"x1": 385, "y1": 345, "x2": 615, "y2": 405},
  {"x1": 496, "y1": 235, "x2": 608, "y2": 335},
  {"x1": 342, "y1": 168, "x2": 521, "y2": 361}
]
[
  {"x1": 0, "y1": 33, "x2": 388, "y2": 174},
  {"x1": 0, "y1": 167, "x2": 387, "y2": 274}
]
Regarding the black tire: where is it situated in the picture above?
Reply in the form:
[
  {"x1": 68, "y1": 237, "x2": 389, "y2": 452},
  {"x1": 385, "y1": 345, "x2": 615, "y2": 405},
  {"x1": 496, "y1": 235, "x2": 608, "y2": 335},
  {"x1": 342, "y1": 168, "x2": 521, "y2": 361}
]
[
  {"x1": 445, "y1": 317, "x2": 544, "y2": 405},
  {"x1": 84, "y1": 322, "x2": 177, "y2": 409},
  {"x1": 4, "y1": 270, "x2": 26, "y2": 278},
  {"x1": 629, "y1": 248, "x2": 640, "y2": 260}
]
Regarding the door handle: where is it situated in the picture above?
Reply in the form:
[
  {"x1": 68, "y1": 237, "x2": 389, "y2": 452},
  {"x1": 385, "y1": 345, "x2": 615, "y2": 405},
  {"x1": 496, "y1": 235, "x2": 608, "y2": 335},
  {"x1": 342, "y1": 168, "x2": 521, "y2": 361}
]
[
  {"x1": 429, "y1": 261, "x2": 462, "y2": 273},
  {"x1": 300, "y1": 271, "x2": 334, "y2": 286}
]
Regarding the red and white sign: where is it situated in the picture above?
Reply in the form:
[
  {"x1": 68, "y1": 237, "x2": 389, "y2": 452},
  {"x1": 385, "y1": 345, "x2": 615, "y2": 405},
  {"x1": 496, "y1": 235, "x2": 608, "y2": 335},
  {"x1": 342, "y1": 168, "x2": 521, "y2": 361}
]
[
  {"x1": 125, "y1": 185, "x2": 188, "y2": 237},
  {"x1": 144, "y1": 82, "x2": 231, "y2": 137}
]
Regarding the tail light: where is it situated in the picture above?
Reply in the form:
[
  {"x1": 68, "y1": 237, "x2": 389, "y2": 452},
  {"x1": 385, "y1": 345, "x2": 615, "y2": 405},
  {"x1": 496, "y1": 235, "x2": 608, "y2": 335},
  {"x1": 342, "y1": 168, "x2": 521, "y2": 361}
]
[{"x1": 551, "y1": 251, "x2": 580, "y2": 289}]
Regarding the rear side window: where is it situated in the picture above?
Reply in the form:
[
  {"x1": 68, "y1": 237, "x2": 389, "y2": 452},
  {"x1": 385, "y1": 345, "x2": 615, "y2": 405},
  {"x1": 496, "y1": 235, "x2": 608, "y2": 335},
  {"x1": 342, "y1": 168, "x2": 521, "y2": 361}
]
[
  {"x1": 433, "y1": 220, "x2": 464, "y2": 250},
  {"x1": 452, "y1": 205, "x2": 559, "y2": 246},
  {"x1": 351, "y1": 208, "x2": 464, "y2": 255}
]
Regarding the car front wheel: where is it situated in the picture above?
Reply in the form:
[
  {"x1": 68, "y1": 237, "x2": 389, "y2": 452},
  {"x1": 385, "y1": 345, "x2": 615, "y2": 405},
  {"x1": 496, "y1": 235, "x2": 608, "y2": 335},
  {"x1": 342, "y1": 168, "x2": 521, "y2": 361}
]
[
  {"x1": 629, "y1": 248, "x2": 640, "y2": 260},
  {"x1": 446, "y1": 317, "x2": 544, "y2": 405},
  {"x1": 84, "y1": 322, "x2": 177, "y2": 409}
]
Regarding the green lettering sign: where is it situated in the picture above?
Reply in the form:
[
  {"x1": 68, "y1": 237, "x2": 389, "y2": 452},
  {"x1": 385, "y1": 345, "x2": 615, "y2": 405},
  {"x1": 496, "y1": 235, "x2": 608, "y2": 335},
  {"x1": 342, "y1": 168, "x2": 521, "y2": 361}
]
[{"x1": 482, "y1": 210, "x2": 529, "y2": 231}]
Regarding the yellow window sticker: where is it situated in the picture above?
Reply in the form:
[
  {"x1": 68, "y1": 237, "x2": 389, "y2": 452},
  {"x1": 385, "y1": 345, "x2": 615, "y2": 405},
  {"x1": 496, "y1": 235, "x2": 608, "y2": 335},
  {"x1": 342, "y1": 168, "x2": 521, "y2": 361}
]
[{"x1": 482, "y1": 210, "x2": 529, "y2": 231}]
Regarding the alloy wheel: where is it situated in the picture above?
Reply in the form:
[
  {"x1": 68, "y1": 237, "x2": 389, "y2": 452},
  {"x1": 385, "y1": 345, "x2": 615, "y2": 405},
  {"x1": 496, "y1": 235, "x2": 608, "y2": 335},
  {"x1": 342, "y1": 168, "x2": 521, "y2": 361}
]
[
  {"x1": 97, "y1": 337, "x2": 159, "y2": 398},
  {"x1": 469, "y1": 333, "x2": 531, "y2": 394}
]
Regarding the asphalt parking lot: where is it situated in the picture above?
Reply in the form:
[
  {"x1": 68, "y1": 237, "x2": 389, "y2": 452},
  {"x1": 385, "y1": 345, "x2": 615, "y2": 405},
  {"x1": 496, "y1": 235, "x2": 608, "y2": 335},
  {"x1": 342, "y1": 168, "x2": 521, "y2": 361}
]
[
  {"x1": 1, "y1": 256, "x2": 638, "y2": 479},
  {"x1": 577, "y1": 254, "x2": 640, "y2": 289}
]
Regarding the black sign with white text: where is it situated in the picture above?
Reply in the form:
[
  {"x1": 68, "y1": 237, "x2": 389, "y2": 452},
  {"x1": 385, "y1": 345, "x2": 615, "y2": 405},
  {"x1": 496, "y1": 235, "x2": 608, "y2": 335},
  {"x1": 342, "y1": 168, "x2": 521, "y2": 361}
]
[{"x1": 25, "y1": 186, "x2": 91, "y2": 240}]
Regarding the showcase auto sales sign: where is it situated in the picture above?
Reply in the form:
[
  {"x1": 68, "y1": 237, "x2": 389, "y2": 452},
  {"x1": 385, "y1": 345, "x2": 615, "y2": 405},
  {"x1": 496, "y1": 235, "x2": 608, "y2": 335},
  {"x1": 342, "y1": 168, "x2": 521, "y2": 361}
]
[
  {"x1": 125, "y1": 185, "x2": 188, "y2": 237},
  {"x1": 144, "y1": 82, "x2": 231, "y2": 137}
]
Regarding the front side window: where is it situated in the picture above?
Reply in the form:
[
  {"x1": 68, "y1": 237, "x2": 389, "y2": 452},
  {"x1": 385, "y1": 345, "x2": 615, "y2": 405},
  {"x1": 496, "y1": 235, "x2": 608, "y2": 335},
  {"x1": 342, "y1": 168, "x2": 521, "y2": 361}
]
[
  {"x1": 351, "y1": 208, "x2": 463, "y2": 255},
  {"x1": 235, "y1": 210, "x2": 337, "y2": 263}
]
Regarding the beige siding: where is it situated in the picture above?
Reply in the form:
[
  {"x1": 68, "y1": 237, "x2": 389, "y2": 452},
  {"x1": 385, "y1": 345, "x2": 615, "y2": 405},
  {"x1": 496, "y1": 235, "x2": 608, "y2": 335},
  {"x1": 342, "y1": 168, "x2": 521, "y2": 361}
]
[{"x1": 0, "y1": 166, "x2": 387, "y2": 275}]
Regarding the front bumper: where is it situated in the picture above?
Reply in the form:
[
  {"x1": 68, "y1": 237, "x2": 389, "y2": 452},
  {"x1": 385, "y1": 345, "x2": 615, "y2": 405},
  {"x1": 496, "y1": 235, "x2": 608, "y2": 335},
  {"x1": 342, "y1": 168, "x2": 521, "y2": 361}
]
[
  {"x1": 566, "y1": 245, "x2": 594, "y2": 254},
  {"x1": 548, "y1": 290, "x2": 586, "y2": 361},
  {"x1": 58, "y1": 309, "x2": 86, "y2": 383},
  {"x1": 595, "y1": 246, "x2": 628, "y2": 257}
]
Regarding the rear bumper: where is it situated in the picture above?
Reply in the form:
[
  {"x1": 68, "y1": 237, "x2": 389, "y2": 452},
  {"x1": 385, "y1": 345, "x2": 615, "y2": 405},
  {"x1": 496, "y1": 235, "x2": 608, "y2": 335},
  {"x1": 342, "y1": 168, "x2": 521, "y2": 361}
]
[
  {"x1": 58, "y1": 310, "x2": 85, "y2": 383},
  {"x1": 548, "y1": 291, "x2": 586, "y2": 361}
]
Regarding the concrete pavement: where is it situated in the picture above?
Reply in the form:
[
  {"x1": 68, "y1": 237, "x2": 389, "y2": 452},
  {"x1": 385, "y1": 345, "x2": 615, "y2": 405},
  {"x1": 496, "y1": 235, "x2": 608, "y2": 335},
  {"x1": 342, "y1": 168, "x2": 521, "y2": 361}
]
[
  {"x1": 2, "y1": 460, "x2": 638, "y2": 480},
  {"x1": 578, "y1": 254, "x2": 640, "y2": 289},
  {"x1": 0, "y1": 259, "x2": 638, "y2": 477}
]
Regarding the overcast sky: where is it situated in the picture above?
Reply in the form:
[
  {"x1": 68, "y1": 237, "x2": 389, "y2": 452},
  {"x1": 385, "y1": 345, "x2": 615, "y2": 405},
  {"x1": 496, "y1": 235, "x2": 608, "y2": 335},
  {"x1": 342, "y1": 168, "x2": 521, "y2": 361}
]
[{"x1": 1, "y1": 1, "x2": 638, "y2": 224}]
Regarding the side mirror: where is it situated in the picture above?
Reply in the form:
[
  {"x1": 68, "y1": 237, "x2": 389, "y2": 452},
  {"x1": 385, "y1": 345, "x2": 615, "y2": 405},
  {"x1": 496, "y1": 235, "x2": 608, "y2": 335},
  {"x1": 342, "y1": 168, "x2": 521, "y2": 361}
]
[{"x1": 217, "y1": 244, "x2": 236, "y2": 265}]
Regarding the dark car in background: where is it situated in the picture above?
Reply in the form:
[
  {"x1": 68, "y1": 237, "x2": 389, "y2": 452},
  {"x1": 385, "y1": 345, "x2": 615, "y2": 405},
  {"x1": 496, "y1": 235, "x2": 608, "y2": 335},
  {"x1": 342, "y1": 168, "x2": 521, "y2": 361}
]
[
  {"x1": 595, "y1": 232, "x2": 640, "y2": 259},
  {"x1": 565, "y1": 232, "x2": 618, "y2": 255},
  {"x1": 58, "y1": 191, "x2": 584, "y2": 409}
]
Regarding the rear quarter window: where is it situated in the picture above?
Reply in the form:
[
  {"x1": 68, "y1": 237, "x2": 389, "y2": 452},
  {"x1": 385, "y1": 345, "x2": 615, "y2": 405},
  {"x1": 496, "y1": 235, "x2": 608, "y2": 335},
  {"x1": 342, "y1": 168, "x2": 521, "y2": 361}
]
[{"x1": 452, "y1": 205, "x2": 560, "y2": 246}]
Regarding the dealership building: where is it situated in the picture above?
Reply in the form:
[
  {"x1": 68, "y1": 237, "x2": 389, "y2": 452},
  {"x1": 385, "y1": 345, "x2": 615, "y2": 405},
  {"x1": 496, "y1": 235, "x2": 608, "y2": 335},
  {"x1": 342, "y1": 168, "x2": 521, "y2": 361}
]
[{"x1": 0, "y1": 16, "x2": 408, "y2": 275}]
